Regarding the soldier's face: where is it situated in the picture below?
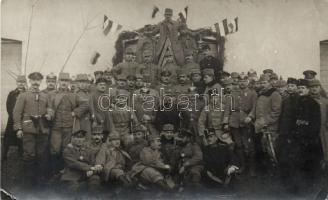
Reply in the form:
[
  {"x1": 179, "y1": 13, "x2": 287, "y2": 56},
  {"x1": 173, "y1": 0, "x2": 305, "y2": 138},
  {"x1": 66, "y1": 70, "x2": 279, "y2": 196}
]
[
  {"x1": 109, "y1": 139, "x2": 121, "y2": 148},
  {"x1": 124, "y1": 54, "x2": 133, "y2": 62},
  {"x1": 207, "y1": 134, "x2": 218, "y2": 145},
  {"x1": 17, "y1": 81, "x2": 26, "y2": 90},
  {"x1": 72, "y1": 137, "x2": 85, "y2": 147},
  {"x1": 30, "y1": 79, "x2": 42, "y2": 89},
  {"x1": 160, "y1": 75, "x2": 170, "y2": 84},
  {"x1": 133, "y1": 131, "x2": 144, "y2": 141},
  {"x1": 309, "y1": 85, "x2": 321, "y2": 95},
  {"x1": 185, "y1": 55, "x2": 193, "y2": 62},
  {"x1": 127, "y1": 79, "x2": 135, "y2": 87},
  {"x1": 143, "y1": 55, "x2": 152, "y2": 63},
  {"x1": 96, "y1": 82, "x2": 107, "y2": 92},
  {"x1": 178, "y1": 75, "x2": 188, "y2": 83},
  {"x1": 162, "y1": 130, "x2": 174, "y2": 140},
  {"x1": 91, "y1": 133, "x2": 103, "y2": 143},
  {"x1": 287, "y1": 84, "x2": 297, "y2": 94},
  {"x1": 95, "y1": 74, "x2": 102, "y2": 79},
  {"x1": 135, "y1": 79, "x2": 144, "y2": 88},
  {"x1": 59, "y1": 80, "x2": 70, "y2": 89},
  {"x1": 165, "y1": 56, "x2": 174, "y2": 63},
  {"x1": 117, "y1": 80, "x2": 126, "y2": 87},
  {"x1": 224, "y1": 84, "x2": 233, "y2": 93},
  {"x1": 164, "y1": 13, "x2": 172, "y2": 21},
  {"x1": 239, "y1": 80, "x2": 248, "y2": 89},
  {"x1": 261, "y1": 81, "x2": 271, "y2": 90},
  {"x1": 203, "y1": 75, "x2": 213, "y2": 84},
  {"x1": 77, "y1": 81, "x2": 88, "y2": 90},
  {"x1": 298, "y1": 86, "x2": 309, "y2": 96},
  {"x1": 46, "y1": 80, "x2": 56, "y2": 89},
  {"x1": 151, "y1": 138, "x2": 161, "y2": 150},
  {"x1": 191, "y1": 73, "x2": 201, "y2": 83}
]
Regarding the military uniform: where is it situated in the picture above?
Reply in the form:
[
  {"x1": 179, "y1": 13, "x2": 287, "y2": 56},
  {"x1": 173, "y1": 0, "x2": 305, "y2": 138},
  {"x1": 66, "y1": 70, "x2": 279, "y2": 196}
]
[
  {"x1": 137, "y1": 50, "x2": 161, "y2": 87},
  {"x1": 13, "y1": 72, "x2": 50, "y2": 186},
  {"x1": 112, "y1": 58, "x2": 141, "y2": 79},
  {"x1": 199, "y1": 55, "x2": 222, "y2": 81}
]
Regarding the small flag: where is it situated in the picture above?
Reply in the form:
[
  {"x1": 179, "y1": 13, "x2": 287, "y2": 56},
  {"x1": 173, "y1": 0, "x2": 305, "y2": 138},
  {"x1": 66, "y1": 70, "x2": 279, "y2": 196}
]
[
  {"x1": 90, "y1": 51, "x2": 101, "y2": 65},
  {"x1": 213, "y1": 17, "x2": 238, "y2": 37},
  {"x1": 103, "y1": 15, "x2": 113, "y2": 36},
  {"x1": 110, "y1": 21, "x2": 123, "y2": 34},
  {"x1": 152, "y1": 6, "x2": 159, "y2": 18},
  {"x1": 178, "y1": 6, "x2": 188, "y2": 23}
]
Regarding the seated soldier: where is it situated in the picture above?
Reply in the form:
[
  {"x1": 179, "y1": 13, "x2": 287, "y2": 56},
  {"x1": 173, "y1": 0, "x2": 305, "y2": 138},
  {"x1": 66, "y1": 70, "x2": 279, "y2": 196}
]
[
  {"x1": 61, "y1": 130, "x2": 102, "y2": 193},
  {"x1": 127, "y1": 126, "x2": 148, "y2": 166},
  {"x1": 176, "y1": 129, "x2": 203, "y2": 188},
  {"x1": 95, "y1": 132, "x2": 132, "y2": 187},
  {"x1": 130, "y1": 134, "x2": 173, "y2": 190},
  {"x1": 202, "y1": 128, "x2": 239, "y2": 187}
]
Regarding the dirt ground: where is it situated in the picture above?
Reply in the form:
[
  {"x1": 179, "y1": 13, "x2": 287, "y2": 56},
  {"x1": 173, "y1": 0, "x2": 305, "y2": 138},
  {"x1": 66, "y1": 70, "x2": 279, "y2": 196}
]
[{"x1": 1, "y1": 146, "x2": 325, "y2": 200}]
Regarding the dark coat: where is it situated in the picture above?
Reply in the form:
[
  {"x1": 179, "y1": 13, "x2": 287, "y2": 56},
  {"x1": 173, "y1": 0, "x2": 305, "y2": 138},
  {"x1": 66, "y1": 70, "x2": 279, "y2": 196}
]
[
  {"x1": 5, "y1": 89, "x2": 22, "y2": 135},
  {"x1": 199, "y1": 56, "x2": 222, "y2": 81},
  {"x1": 278, "y1": 93, "x2": 300, "y2": 135}
]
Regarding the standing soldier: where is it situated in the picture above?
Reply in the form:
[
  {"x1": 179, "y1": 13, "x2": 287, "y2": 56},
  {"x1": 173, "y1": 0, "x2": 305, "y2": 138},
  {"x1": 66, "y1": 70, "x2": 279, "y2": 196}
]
[
  {"x1": 245, "y1": 74, "x2": 282, "y2": 174},
  {"x1": 75, "y1": 74, "x2": 92, "y2": 139},
  {"x1": 48, "y1": 72, "x2": 88, "y2": 175},
  {"x1": 190, "y1": 68, "x2": 205, "y2": 95},
  {"x1": 42, "y1": 73, "x2": 57, "y2": 94},
  {"x1": 202, "y1": 68, "x2": 222, "y2": 96},
  {"x1": 303, "y1": 70, "x2": 327, "y2": 98},
  {"x1": 199, "y1": 45, "x2": 222, "y2": 81},
  {"x1": 162, "y1": 53, "x2": 178, "y2": 84},
  {"x1": 2, "y1": 75, "x2": 26, "y2": 160},
  {"x1": 155, "y1": 70, "x2": 174, "y2": 94},
  {"x1": 112, "y1": 47, "x2": 140, "y2": 79},
  {"x1": 175, "y1": 68, "x2": 191, "y2": 97},
  {"x1": 138, "y1": 50, "x2": 160, "y2": 87},
  {"x1": 13, "y1": 72, "x2": 51, "y2": 187}
]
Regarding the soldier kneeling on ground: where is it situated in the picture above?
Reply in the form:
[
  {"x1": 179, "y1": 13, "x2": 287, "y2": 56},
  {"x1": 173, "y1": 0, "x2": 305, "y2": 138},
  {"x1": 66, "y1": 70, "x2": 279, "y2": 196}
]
[
  {"x1": 61, "y1": 130, "x2": 102, "y2": 194},
  {"x1": 130, "y1": 134, "x2": 174, "y2": 191}
]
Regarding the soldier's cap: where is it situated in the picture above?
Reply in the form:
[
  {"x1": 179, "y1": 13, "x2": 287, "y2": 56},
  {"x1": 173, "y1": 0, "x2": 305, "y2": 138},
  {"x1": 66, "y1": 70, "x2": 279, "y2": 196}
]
[
  {"x1": 76, "y1": 74, "x2": 89, "y2": 82},
  {"x1": 270, "y1": 73, "x2": 278, "y2": 80},
  {"x1": 72, "y1": 130, "x2": 87, "y2": 138},
  {"x1": 92, "y1": 125, "x2": 104, "y2": 134},
  {"x1": 135, "y1": 74, "x2": 144, "y2": 79},
  {"x1": 230, "y1": 72, "x2": 239, "y2": 78},
  {"x1": 95, "y1": 77, "x2": 107, "y2": 85},
  {"x1": 238, "y1": 74, "x2": 249, "y2": 81},
  {"x1": 221, "y1": 71, "x2": 230, "y2": 77},
  {"x1": 202, "y1": 68, "x2": 215, "y2": 76},
  {"x1": 287, "y1": 77, "x2": 298, "y2": 85},
  {"x1": 116, "y1": 74, "x2": 127, "y2": 81},
  {"x1": 126, "y1": 74, "x2": 136, "y2": 80},
  {"x1": 259, "y1": 74, "x2": 271, "y2": 82},
  {"x1": 164, "y1": 8, "x2": 173, "y2": 15},
  {"x1": 148, "y1": 134, "x2": 161, "y2": 142},
  {"x1": 176, "y1": 68, "x2": 189, "y2": 76},
  {"x1": 205, "y1": 128, "x2": 216, "y2": 137},
  {"x1": 46, "y1": 73, "x2": 57, "y2": 81},
  {"x1": 217, "y1": 130, "x2": 233, "y2": 144},
  {"x1": 184, "y1": 49, "x2": 193, "y2": 57},
  {"x1": 303, "y1": 70, "x2": 317, "y2": 79},
  {"x1": 222, "y1": 78, "x2": 234, "y2": 86},
  {"x1": 16, "y1": 75, "x2": 27, "y2": 83},
  {"x1": 297, "y1": 79, "x2": 308, "y2": 87},
  {"x1": 275, "y1": 80, "x2": 287, "y2": 88},
  {"x1": 58, "y1": 72, "x2": 70, "y2": 81},
  {"x1": 162, "y1": 123, "x2": 174, "y2": 131},
  {"x1": 190, "y1": 68, "x2": 201, "y2": 75},
  {"x1": 263, "y1": 69, "x2": 274, "y2": 74},
  {"x1": 125, "y1": 47, "x2": 135, "y2": 55},
  {"x1": 178, "y1": 128, "x2": 193, "y2": 138},
  {"x1": 307, "y1": 79, "x2": 321, "y2": 87},
  {"x1": 28, "y1": 72, "x2": 43, "y2": 80},
  {"x1": 247, "y1": 69, "x2": 257, "y2": 76},
  {"x1": 160, "y1": 70, "x2": 172, "y2": 77},
  {"x1": 94, "y1": 71, "x2": 103, "y2": 76},
  {"x1": 107, "y1": 133, "x2": 120, "y2": 141}
]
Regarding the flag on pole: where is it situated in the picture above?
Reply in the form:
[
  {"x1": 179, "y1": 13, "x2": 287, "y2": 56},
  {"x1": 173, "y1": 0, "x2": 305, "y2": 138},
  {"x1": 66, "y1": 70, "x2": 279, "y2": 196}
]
[
  {"x1": 90, "y1": 51, "x2": 101, "y2": 65},
  {"x1": 151, "y1": 6, "x2": 159, "y2": 18},
  {"x1": 178, "y1": 6, "x2": 188, "y2": 23},
  {"x1": 212, "y1": 17, "x2": 238, "y2": 37},
  {"x1": 110, "y1": 21, "x2": 123, "y2": 34},
  {"x1": 103, "y1": 15, "x2": 113, "y2": 36}
]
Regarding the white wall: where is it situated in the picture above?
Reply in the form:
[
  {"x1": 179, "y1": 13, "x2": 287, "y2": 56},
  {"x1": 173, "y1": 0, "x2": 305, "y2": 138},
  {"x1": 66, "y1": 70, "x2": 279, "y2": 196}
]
[{"x1": 2, "y1": 0, "x2": 328, "y2": 78}]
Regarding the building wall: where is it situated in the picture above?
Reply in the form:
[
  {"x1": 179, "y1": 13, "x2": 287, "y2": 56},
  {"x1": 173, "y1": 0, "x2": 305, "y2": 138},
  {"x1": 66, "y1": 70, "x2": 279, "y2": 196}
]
[
  {"x1": 1, "y1": 39, "x2": 23, "y2": 131},
  {"x1": 320, "y1": 40, "x2": 328, "y2": 91}
]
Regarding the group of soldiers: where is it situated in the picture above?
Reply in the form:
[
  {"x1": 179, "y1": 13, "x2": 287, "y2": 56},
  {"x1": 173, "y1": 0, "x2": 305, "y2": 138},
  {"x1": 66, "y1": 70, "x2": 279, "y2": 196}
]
[{"x1": 2, "y1": 7, "x2": 328, "y2": 198}]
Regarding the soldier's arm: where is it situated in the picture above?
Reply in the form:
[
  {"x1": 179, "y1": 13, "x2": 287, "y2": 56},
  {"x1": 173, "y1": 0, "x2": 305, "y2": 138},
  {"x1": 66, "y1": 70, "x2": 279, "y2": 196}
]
[
  {"x1": 184, "y1": 144, "x2": 203, "y2": 166},
  {"x1": 95, "y1": 145, "x2": 107, "y2": 166},
  {"x1": 140, "y1": 148, "x2": 167, "y2": 169},
  {"x1": 63, "y1": 146, "x2": 92, "y2": 171},
  {"x1": 13, "y1": 93, "x2": 25, "y2": 131},
  {"x1": 73, "y1": 94, "x2": 89, "y2": 118},
  {"x1": 266, "y1": 92, "x2": 282, "y2": 125}
]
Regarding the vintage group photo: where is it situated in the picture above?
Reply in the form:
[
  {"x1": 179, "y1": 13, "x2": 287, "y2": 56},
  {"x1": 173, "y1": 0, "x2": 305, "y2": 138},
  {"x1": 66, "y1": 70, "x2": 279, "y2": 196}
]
[{"x1": 1, "y1": 0, "x2": 328, "y2": 199}]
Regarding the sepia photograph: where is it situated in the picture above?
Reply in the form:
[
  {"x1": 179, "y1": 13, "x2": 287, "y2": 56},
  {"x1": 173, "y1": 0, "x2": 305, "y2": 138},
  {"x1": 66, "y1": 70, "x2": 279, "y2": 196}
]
[{"x1": 1, "y1": 0, "x2": 328, "y2": 199}]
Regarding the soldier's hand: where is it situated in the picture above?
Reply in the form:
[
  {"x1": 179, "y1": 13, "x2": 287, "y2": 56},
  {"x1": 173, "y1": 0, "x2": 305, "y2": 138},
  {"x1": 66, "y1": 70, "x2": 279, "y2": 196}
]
[
  {"x1": 86, "y1": 170, "x2": 93, "y2": 177},
  {"x1": 71, "y1": 112, "x2": 75, "y2": 117},
  {"x1": 227, "y1": 165, "x2": 239, "y2": 175},
  {"x1": 244, "y1": 117, "x2": 252, "y2": 124},
  {"x1": 16, "y1": 130, "x2": 23, "y2": 139},
  {"x1": 179, "y1": 166, "x2": 185, "y2": 174}
]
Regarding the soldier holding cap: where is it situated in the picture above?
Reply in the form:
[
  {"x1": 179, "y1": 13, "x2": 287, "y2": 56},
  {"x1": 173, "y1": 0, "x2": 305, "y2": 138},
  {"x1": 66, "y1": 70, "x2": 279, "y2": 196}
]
[
  {"x1": 2, "y1": 75, "x2": 26, "y2": 160},
  {"x1": 13, "y1": 72, "x2": 51, "y2": 187}
]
